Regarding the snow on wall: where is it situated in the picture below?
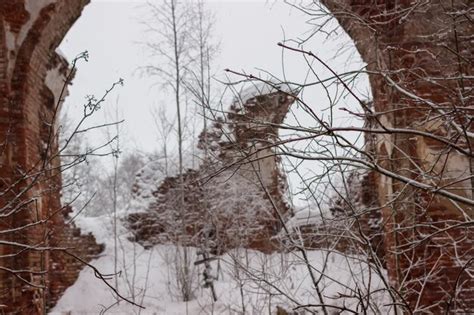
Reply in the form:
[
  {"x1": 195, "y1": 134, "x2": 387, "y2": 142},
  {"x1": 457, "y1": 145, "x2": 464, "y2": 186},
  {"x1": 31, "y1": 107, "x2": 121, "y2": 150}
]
[
  {"x1": 4, "y1": 23, "x2": 15, "y2": 52},
  {"x1": 4, "y1": 23, "x2": 17, "y2": 81},
  {"x1": 285, "y1": 207, "x2": 324, "y2": 230},
  {"x1": 130, "y1": 160, "x2": 169, "y2": 214},
  {"x1": 55, "y1": 47, "x2": 68, "y2": 61},
  {"x1": 4, "y1": 0, "x2": 57, "y2": 81},
  {"x1": 22, "y1": 0, "x2": 56, "y2": 43},
  {"x1": 45, "y1": 64, "x2": 65, "y2": 106},
  {"x1": 127, "y1": 87, "x2": 297, "y2": 252},
  {"x1": 233, "y1": 80, "x2": 298, "y2": 106}
]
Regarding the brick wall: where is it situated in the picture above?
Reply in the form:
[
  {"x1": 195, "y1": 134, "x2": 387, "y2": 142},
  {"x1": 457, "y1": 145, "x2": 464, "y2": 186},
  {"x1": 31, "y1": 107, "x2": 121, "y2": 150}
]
[
  {"x1": 321, "y1": 0, "x2": 473, "y2": 312},
  {"x1": 0, "y1": 1, "x2": 104, "y2": 314},
  {"x1": 127, "y1": 89, "x2": 296, "y2": 254}
]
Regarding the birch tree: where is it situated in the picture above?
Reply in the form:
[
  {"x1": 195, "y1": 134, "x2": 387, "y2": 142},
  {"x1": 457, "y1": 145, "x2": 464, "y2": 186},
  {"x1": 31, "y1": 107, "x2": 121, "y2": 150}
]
[{"x1": 144, "y1": 0, "x2": 196, "y2": 301}]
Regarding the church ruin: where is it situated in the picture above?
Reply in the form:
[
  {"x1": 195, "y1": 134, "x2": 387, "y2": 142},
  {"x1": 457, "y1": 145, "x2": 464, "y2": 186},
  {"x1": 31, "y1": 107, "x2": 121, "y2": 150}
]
[{"x1": 0, "y1": 0, "x2": 472, "y2": 313}]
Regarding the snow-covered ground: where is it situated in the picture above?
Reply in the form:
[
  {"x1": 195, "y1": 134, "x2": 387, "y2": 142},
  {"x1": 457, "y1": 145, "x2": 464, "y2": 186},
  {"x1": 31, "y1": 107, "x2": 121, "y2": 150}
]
[{"x1": 51, "y1": 215, "x2": 392, "y2": 314}]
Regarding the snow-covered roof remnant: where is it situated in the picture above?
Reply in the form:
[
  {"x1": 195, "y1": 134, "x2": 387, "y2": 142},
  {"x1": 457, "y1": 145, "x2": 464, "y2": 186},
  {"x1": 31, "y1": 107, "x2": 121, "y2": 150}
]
[
  {"x1": 197, "y1": 79, "x2": 299, "y2": 168},
  {"x1": 233, "y1": 80, "x2": 299, "y2": 106},
  {"x1": 55, "y1": 47, "x2": 68, "y2": 61},
  {"x1": 279, "y1": 207, "x2": 358, "y2": 254},
  {"x1": 285, "y1": 208, "x2": 325, "y2": 230},
  {"x1": 45, "y1": 63, "x2": 66, "y2": 106},
  {"x1": 227, "y1": 80, "x2": 299, "y2": 132}
]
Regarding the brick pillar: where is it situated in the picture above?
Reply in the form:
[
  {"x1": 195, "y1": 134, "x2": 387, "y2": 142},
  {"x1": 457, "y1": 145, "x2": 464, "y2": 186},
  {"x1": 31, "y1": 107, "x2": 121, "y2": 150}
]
[
  {"x1": 322, "y1": 0, "x2": 473, "y2": 312},
  {"x1": 223, "y1": 90, "x2": 296, "y2": 250},
  {"x1": 0, "y1": 1, "x2": 90, "y2": 313}
]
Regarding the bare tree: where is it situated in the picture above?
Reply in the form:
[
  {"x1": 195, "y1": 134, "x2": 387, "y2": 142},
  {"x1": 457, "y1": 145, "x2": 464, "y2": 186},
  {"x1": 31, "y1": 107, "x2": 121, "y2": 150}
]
[
  {"x1": 184, "y1": 0, "x2": 219, "y2": 161},
  {"x1": 143, "y1": 0, "x2": 197, "y2": 302}
]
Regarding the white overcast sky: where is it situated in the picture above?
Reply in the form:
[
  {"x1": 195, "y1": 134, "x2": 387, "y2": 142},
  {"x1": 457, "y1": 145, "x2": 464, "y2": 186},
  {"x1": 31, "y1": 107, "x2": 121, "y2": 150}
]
[{"x1": 59, "y1": 0, "x2": 370, "y2": 206}]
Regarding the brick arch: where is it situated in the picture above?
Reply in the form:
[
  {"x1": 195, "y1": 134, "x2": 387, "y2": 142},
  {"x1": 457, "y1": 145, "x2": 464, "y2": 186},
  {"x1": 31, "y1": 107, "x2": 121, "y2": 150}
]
[
  {"x1": 320, "y1": 1, "x2": 473, "y2": 312},
  {"x1": 0, "y1": 1, "x2": 103, "y2": 314}
]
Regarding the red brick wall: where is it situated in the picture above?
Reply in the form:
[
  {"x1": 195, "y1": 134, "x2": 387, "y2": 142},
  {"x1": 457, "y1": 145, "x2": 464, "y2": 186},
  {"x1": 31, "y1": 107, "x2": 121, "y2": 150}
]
[
  {"x1": 322, "y1": 0, "x2": 473, "y2": 312},
  {"x1": 0, "y1": 1, "x2": 104, "y2": 313},
  {"x1": 127, "y1": 90, "x2": 295, "y2": 254}
]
